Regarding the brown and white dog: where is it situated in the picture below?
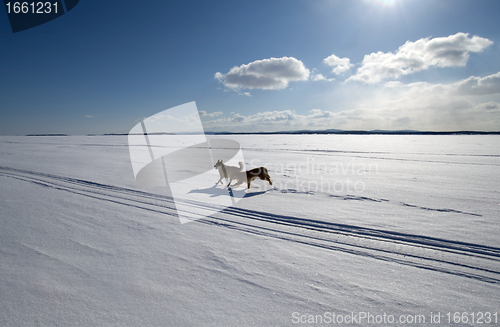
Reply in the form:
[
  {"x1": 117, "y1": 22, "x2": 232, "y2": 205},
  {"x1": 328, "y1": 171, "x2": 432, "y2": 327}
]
[{"x1": 214, "y1": 159, "x2": 272, "y2": 189}]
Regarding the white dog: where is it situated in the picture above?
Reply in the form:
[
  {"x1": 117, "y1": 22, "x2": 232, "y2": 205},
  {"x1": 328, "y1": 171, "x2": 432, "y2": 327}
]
[{"x1": 214, "y1": 160, "x2": 246, "y2": 187}]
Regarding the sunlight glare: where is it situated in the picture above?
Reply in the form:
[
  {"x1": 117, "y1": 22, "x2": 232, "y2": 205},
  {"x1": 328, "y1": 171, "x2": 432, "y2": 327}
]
[{"x1": 369, "y1": 0, "x2": 398, "y2": 6}]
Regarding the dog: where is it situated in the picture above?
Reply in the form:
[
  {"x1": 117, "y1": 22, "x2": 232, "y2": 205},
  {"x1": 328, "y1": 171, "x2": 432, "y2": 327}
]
[
  {"x1": 245, "y1": 166, "x2": 273, "y2": 189},
  {"x1": 214, "y1": 160, "x2": 245, "y2": 187},
  {"x1": 214, "y1": 159, "x2": 272, "y2": 189}
]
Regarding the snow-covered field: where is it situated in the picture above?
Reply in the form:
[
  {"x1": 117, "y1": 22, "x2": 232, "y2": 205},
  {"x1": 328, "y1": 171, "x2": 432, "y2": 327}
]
[{"x1": 1, "y1": 134, "x2": 499, "y2": 326}]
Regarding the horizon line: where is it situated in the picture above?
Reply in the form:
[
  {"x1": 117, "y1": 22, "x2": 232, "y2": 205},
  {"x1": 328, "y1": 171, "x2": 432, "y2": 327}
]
[{"x1": 10, "y1": 129, "x2": 500, "y2": 137}]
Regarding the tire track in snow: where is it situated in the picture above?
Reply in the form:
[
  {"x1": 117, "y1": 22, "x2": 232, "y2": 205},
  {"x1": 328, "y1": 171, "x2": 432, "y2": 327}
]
[
  {"x1": 328, "y1": 194, "x2": 482, "y2": 217},
  {"x1": 0, "y1": 166, "x2": 179, "y2": 217},
  {"x1": 1, "y1": 166, "x2": 499, "y2": 284}
]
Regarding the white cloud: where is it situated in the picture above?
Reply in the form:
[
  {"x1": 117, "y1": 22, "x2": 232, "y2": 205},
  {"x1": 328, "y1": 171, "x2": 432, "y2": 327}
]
[
  {"x1": 391, "y1": 71, "x2": 500, "y2": 96},
  {"x1": 204, "y1": 71, "x2": 500, "y2": 132},
  {"x1": 323, "y1": 54, "x2": 353, "y2": 74},
  {"x1": 202, "y1": 109, "x2": 338, "y2": 132},
  {"x1": 348, "y1": 33, "x2": 493, "y2": 83},
  {"x1": 346, "y1": 72, "x2": 500, "y2": 130},
  {"x1": 453, "y1": 72, "x2": 500, "y2": 95},
  {"x1": 311, "y1": 73, "x2": 335, "y2": 82},
  {"x1": 231, "y1": 113, "x2": 246, "y2": 122},
  {"x1": 479, "y1": 102, "x2": 499, "y2": 110},
  {"x1": 309, "y1": 108, "x2": 334, "y2": 118},
  {"x1": 85, "y1": 115, "x2": 93, "y2": 118},
  {"x1": 214, "y1": 57, "x2": 310, "y2": 91},
  {"x1": 199, "y1": 111, "x2": 223, "y2": 118}
]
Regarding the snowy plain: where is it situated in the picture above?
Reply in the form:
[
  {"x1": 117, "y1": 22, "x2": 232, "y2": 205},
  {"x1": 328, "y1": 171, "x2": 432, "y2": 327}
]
[{"x1": 0, "y1": 134, "x2": 499, "y2": 326}]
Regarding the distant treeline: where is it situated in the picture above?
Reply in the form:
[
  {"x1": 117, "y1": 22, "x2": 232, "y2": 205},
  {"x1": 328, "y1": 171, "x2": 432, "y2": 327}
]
[
  {"x1": 206, "y1": 130, "x2": 500, "y2": 135},
  {"x1": 26, "y1": 134, "x2": 68, "y2": 136},
  {"x1": 25, "y1": 131, "x2": 500, "y2": 136}
]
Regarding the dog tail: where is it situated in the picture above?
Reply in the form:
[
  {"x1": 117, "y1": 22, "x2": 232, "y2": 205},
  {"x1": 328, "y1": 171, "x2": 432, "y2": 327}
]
[{"x1": 238, "y1": 161, "x2": 244, "y2": 171}]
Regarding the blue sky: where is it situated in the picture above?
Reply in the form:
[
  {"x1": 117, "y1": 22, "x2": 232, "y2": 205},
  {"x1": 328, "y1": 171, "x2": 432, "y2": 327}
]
[{"x1": 1, "y1": 0, "x2": 499, "y2": 135}]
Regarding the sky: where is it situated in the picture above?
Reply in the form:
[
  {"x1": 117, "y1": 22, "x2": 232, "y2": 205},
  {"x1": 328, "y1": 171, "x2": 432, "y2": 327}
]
[{"x1": 1, "y1": 0, "x2": 499, "y2": 135}]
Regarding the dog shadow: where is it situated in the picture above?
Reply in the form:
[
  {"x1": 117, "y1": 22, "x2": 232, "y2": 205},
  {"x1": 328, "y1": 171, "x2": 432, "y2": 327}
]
[
  {"x1": 188, "y1": 184, "x2": 270, "y2": 198},
  {"x1": 242, "y1": 190, "x2": 269, "y2": 198}
]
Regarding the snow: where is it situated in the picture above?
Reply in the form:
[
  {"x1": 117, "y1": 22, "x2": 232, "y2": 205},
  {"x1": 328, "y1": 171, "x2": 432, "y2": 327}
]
[{"x1": 0, "y1": 135, "x2": 499, "y2": 326}]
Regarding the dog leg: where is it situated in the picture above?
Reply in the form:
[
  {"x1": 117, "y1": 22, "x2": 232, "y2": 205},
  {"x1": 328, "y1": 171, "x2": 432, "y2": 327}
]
[{"x1": 247, "y1": 176, "x2": 254, "y2": 189}]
